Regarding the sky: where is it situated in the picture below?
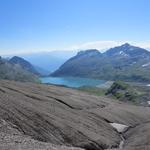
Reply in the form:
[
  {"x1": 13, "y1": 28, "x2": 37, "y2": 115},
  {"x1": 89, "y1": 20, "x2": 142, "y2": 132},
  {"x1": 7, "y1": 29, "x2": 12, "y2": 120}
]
[{"x1": 0, "y1": 0, "x2": 150, "y2": 55}]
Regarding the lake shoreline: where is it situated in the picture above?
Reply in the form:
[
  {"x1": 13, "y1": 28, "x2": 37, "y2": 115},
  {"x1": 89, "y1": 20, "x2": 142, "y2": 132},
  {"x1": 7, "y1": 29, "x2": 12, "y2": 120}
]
[{"x1": 40, "y1": 76, "x2": 106, "y2": 88}]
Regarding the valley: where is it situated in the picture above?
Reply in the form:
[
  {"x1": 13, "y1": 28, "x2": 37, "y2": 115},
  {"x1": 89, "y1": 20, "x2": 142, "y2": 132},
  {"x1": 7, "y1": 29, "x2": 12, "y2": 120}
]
[
  {"x1": 0, "y1": 43, "x2": 150, "y2": 150},
  {"x1": 1, "y1": 1, "x2": 150, "y2": 149}
]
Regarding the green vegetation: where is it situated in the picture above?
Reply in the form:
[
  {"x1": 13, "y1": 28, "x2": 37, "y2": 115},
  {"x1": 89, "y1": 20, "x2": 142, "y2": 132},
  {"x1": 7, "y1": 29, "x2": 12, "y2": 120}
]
[
  {"x1": 106, "y1": 81, "x2": 138, "y2": 102},
  {"x1": 78, "y1": 81, "x2": 150, "y2": 106},
  {"x1": 78, "y1": 86, "x2": 106, "y2": 96}
]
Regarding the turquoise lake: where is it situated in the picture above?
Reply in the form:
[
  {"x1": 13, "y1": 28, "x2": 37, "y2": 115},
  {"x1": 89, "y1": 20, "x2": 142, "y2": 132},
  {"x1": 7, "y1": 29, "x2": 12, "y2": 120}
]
[{"x1": 40, "y1": 77, "x2": 106, "y2": 88}]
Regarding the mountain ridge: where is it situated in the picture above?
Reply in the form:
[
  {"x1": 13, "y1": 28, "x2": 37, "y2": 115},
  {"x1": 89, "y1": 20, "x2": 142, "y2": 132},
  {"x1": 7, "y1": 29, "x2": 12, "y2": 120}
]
[
  {"x1": 0, "y1": 56, "x2": 39, "y2": 82},
  {"x1": 104, "y1": 43, "x2": 150, "y2": 57},
  {"x1": 51, "y1": 43, "x2": 150, "y2": 82},
  {"x1": 9, "y1": 56, "x2": 40, "y2": 75}
]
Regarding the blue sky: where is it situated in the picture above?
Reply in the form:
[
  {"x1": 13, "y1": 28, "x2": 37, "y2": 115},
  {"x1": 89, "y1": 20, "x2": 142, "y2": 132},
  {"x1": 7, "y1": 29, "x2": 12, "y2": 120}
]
[{"x1": 0, "y1": 0, "x2": 150, "y2": 55}]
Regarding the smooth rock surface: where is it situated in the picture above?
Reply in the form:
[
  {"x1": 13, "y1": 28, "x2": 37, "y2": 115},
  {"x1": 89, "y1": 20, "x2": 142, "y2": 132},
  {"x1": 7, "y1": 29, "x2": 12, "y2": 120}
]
[{"x1": 0, "y1": 80, "x2": 150, "y2": 150}]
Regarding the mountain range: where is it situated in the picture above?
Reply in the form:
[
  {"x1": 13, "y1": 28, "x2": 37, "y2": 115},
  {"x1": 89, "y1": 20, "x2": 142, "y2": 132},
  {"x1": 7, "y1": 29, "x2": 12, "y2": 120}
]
[
  {"x1": 0, "y1": 45, "x2": 150, "y2": 150},
  {"x1": 21, "y1": 50, "x2": 77, "y2": 74},
  {"x1": 51, "y1": 43, "x2": 150, "y2": 82}
]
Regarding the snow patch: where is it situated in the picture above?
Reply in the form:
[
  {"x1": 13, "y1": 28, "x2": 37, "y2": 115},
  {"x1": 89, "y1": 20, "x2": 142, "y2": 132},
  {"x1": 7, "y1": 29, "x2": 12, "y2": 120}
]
[
  {"x1": 110, "y1": 123, "x2": 129, "y2": 133},
  {"x1": 147, "y1": 101, "x2": 150, "y2": 105},
  {"x1": 119, "y1": 51, "x2": 128, "y2": 57},
  {"x1": 142, "y1": 62, "x2": 150, "y2": 67},
  {"x1": 119, "y1": 51, "x2": 123, "y2": 54}
]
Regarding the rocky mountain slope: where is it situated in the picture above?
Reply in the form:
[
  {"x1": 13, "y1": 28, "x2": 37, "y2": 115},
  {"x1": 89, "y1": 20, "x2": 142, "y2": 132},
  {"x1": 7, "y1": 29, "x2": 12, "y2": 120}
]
[
  {"x1": 0, "y1": 57, "x2": 39, "y2": 82},
  {"x1": 51, "y1": 43, "x2": 150, "y2": 82},
  {"x1": 0, "y1": 80, "x2": 150, "y2": 150},
  {"x1": 21, "y1": 50, "x2": 77, "y2": 73},
  {"x1": 106, "y1": 81, "x2": 150, "y2": 106},
  {"x1": 0, "y1": 119, "x2": 83, "y2": 150},
  {"x1": 9, "y1": 56, "x2": 40, "y2": 75}
]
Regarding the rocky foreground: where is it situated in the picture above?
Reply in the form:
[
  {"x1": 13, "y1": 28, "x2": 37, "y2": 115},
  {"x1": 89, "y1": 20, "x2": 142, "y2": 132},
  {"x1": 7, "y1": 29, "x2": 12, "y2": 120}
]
[{"x1": 0, "y1": 80, "x2": 150, "y2": 150}]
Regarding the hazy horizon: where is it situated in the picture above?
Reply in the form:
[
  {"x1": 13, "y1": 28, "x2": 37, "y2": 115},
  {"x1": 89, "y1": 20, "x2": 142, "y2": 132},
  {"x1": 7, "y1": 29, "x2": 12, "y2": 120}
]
[
  {"x1": 1, "y1": 42, "x2": 150, "y2": 57},
  {"x1": 0, "y1": 0, "x2": 150, "y2": 55}
]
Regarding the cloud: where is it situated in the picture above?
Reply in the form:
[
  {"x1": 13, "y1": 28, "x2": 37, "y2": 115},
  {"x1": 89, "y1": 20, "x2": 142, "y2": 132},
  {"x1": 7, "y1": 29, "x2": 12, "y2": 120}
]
[
  {"x1": 1, "y1": 40, "x2": 150, "y2": 56},
  {"x1": 69, "y1": 40, "x2": 150, "y2": 52},
  {"x1": 132, "y1": 42, "x2": 150, "y2": 50},
  {"x1": 70, "y1": 40, "x2": 129, "y2": 52}
]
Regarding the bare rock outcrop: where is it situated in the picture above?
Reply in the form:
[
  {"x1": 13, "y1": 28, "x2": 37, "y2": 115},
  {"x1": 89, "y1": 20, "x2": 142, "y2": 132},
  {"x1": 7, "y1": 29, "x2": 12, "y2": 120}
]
[{"x1": 0, "y1": 80, "x2": 150, "y2": 150}]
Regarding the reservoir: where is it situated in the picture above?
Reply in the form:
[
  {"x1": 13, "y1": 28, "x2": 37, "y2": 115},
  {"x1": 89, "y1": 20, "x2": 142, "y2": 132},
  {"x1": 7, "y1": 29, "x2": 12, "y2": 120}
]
[{"x1": 40, "y1": 77, "x2": 106, "y2": 88}]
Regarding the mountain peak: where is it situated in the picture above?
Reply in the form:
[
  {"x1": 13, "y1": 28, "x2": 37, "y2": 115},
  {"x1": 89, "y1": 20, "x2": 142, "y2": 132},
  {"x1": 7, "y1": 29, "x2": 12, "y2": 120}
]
[
  {"x1": 12, "y1": 56, "x2": 22, "y2": 59},
  {"x1": 10, "y1": 56, "x2": 31, "y2": 64},
  {"x1": 9, "y1": 56, "x2": 31, "y2": 66},
  {"x1": 9, "y1": 56, "x2": 40, "y2": 75},
  {"x1": 105, "y1": 43, "x2": 150, "y2": 57},
  {"x1": 121, "y1": 43, "x2": 131, "y2": 47}
]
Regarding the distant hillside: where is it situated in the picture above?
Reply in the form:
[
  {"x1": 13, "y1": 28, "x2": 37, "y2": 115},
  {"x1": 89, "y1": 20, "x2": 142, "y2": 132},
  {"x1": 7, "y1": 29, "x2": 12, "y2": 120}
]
[
  {"x1": 0, "y1": 57, "x2": 39, "y2": 82},
  {"x1": 106, "y1": 81, "x2": 138, "y2": 103},
  {"x1": 21, "y1": 50, "x2": 77, "y2": 73},
  {"x1": 9, "y1": 56, "x2": 40, "y2": 75},
  {"x1": 51, "y1": 43, "x2": 150, "y2": 82},
  {"x1": 106, "y1": 81, "x2": 150, "y2": 105}
]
